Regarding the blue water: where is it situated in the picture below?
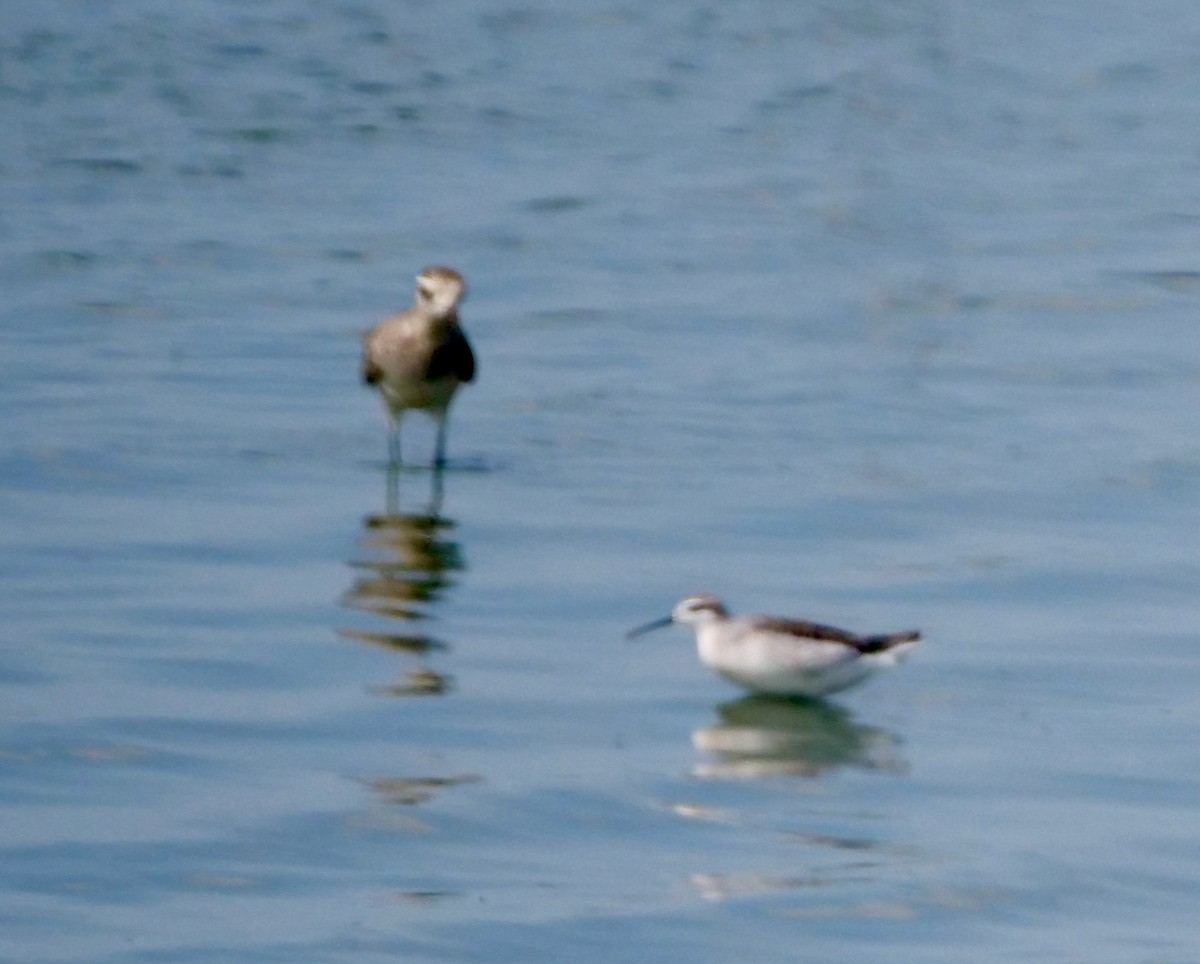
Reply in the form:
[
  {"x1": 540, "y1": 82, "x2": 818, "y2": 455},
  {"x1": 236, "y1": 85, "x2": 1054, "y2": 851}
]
[{"x1": 3, "y1": 1, "x2": 1200, "y2": 960}]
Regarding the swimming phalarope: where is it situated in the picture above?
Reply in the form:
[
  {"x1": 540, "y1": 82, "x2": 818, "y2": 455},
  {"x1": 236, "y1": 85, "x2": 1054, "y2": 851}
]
[{"x1": 628, "y1": 593, "x2": 920, "y2": 698}]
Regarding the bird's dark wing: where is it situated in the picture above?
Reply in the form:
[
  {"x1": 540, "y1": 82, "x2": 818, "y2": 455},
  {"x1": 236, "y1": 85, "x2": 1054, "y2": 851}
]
[
  {"x1": 427, "y1": 325, "x2": 476, "y2": 382},
  {"x1": 856, "y1": 630, "x2": 921, "y2": 654},
  {"x1": 753, "y1": 617, "x2": 864, "y2": 648},
  {"x1": 754, "y1": 618, "x2": 920, "y2": 654}
]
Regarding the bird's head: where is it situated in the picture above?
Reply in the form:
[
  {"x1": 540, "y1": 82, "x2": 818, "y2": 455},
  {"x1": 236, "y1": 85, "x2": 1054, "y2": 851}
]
[{"x1": 416, "y1": 266, "x2": 467, "y2": 318}]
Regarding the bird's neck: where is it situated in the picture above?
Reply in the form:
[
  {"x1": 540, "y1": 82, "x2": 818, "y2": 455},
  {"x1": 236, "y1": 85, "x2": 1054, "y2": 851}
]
[{"x1": 694, "y1": 621, "x2": 729, "y2": 667}]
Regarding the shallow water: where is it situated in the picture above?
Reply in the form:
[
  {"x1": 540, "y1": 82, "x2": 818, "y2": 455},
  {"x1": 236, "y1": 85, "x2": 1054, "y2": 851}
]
[{"x1": 3, "y1": 1, "x2": 1200, "y2": 960}]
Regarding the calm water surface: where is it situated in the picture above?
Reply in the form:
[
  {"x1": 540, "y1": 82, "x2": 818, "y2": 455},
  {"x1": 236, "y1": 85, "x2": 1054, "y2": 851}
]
[{"x1": 3, "y1": 1, "x2": 1200, "y2": 960}]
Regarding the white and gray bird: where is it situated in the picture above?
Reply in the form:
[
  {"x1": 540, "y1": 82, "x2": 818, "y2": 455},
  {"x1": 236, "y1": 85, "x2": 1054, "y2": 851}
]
[
  {"x1": 627, "y1": 594, "x2": 920, "y2": 698},
  {"x1": 362, "y1": 266, "x2": 476, "y2": 467}
]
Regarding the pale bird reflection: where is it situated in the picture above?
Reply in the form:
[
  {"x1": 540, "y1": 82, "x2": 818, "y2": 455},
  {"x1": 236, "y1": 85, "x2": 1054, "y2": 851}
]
[
  {"x1": 687, "y1": 826, "x2": 913, "y2": 905},
  {"x1": 691, "y1": 874, "x2": 919, "y2": 915},
  {"x1": 691, "y1": 872, "x2": 819, "y2": 903},
  {"x1": 691, "y1": 695, "x2": 907, "y2": 779}
]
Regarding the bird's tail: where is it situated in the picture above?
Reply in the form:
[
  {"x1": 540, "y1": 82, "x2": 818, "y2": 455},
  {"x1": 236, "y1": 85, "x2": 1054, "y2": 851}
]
[{"x1": 857, "y1": 630, "x2": 921, "y2": 655}]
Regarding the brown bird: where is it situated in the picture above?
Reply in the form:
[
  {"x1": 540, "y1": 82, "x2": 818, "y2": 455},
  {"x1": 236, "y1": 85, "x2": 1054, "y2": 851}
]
[{"x1": 361, "y1": 266, "x2": 476, "y2": 467}]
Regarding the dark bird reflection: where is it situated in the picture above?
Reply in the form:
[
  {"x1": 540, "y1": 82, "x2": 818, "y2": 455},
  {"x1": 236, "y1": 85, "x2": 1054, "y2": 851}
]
[
  {"x1": 339, "y1": 466, "x2": 464, "y2": 696},
  {"x1": 367, "y1": 773, "x2": 481, "y2": 806},
  {"x1": 691, "y1": 695, "x2": 908, "y2": 779}
]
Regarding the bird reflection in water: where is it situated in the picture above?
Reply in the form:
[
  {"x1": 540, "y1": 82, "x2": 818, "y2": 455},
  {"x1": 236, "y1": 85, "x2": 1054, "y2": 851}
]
[
  {"x1": 339, "y1": 465, "x2": 464, "y2": 696},
  {"x1": 691, "y1": 695, "x2": 908, "y2": 779}
]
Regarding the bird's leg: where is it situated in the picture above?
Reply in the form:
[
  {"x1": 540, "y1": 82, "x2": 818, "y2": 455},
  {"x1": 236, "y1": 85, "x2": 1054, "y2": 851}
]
[
  {"x1": 432, "y1": 411, "x2": 449, "y2": 470},
  {"x1": 385, "y1": 461, "x2": 401, "y2": 516},
  {"x1": 428, "y1": 460, "x2": 445, "y2": 516},
  {"x1": 387, "y1": 412, "x2": 402, "y2": 467}
]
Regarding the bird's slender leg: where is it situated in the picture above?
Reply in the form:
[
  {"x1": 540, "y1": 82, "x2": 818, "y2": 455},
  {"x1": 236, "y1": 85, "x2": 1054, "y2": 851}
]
[
  {"x1": 385, "y1": 461, "x2": 400, "y2": 516},
  {"x1": 387, "y1": 412, "x2": 402, "y2": 467},
  {"x1": 432, "y1": 410, "x2": 449, "y2": 470},
  {"x1": 428, "y1": 460, "x2": 445, "y2": 516}
]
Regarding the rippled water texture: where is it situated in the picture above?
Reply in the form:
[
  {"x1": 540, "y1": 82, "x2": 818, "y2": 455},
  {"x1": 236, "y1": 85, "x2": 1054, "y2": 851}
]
[{"x1": 3, "y1": 1, "x2": 1200, "y2": 961}]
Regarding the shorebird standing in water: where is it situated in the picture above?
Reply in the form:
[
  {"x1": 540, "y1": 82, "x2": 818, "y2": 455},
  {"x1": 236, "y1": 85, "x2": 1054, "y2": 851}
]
[
  {"x1": 627, "y1": 594, "x2": 920, "y2": 698},
  {"x1": 362, "y1": 266, "x2": 476, "y2": 468}
]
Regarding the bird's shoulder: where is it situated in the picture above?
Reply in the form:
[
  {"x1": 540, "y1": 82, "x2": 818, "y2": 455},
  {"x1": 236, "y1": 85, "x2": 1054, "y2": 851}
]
[{"x1": 364, "y1": 306, "x2": 421, "y2": 348}]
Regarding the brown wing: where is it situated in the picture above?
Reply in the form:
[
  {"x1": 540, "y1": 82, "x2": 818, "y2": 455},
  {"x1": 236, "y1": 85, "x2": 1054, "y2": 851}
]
[
  {"x1": 361, "y1": 322, "x2": 388, "y2": 385},
  {"x1": 361, "y1": 354, "x2": 384, "y2": 386}
]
